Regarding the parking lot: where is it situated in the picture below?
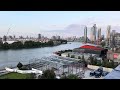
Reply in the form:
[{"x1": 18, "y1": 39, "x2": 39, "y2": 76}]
[{"x1": 83, "y1": 70, "x2": 104, "y2": 79}]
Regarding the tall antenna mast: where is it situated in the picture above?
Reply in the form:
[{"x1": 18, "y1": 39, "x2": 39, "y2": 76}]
[{"x1": 6, "y1": 27, "x2": 11, "y2": 36}]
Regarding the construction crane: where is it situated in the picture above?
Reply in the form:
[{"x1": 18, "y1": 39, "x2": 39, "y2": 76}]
[
  {"x1": 6, "y1": 27, "x2": 11, "y2": 37},
  {"x1": 3, "y1": 25, "x2": 13, "y2": 42}
]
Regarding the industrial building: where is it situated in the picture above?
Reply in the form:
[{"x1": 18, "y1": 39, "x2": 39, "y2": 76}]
[{"x1": 73, "y1": 44, "x2": 107, "y2": 58}]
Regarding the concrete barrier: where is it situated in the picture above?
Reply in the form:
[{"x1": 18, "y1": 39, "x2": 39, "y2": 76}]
[
  {"x1": 88, "y1": 65, "x2": 113, "y2": 72},
  {"x1": 5, "y1": 67, "x2": 43, "y2": 75}
]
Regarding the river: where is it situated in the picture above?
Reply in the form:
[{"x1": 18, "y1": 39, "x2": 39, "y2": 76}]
[{"x1": 0, "y1": 42, "x2": 83, "y2": 69}]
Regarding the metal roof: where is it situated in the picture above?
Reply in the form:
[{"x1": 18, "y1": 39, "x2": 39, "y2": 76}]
[
  {"x1": 80, "y1": 45, "x2": 103, "y2": 51},
  {"x1": 104, "y1": 65, "x2": 120, "y2": 79}
]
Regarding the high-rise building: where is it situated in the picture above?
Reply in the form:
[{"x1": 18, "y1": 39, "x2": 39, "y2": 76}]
[
  {"x1": 90, "y1": 24, "x2": 97, "y2": 44},
  {"x1": 97, "y1": 28, "x2": 101, "y2": 45},
  {"x1": 110, "y1": 30, "x2": 116, "y2": 47},
  {"x1": 84, "y1": 26, "x2": 87, "y2": 43},
  {"x1": 90, "y1": 27, "x2": 93, "y2": 42},
  {"x1": 106, "y1": 25, "x2": 111, "y2": 46},
  {"x1": 106, "y1": 25, "x2": 111, "y2": 39},
  {"x1": 98, "y1": 28, "x2": 101, "y2": 40},
  {"x1": 93, "y1": 24, "x2": 97, "y2": 41},
  {"x1": 38, "y1": 34, "x2": 41, "y2": 39}
]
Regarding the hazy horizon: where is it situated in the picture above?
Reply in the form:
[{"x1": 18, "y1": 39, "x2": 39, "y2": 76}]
[{"x1": 0, "y1": 11, "x2": 120, "y2": 38}]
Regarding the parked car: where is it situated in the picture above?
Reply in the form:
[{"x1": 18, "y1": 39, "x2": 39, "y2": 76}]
[
  {"x1": 90, "y1": 71, "x2": 96, "y2": 76},
  {"x1": 97, "y1": 67, "x2": 103, "y2": 73},
  {"x1": 94, "y1": 71, "x2": 101, "y2": 78},
  {"x1": 102, "y1": 71, "x2": 109, "y2": 76}
]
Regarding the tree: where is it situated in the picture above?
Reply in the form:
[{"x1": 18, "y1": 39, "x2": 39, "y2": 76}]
[
  {"x1": 88, "y1": 55, "x2": 94, "y2": 65},
  {"x1": 82, "y1": 55, "x2": 85, "y2": 61},
  {"x1": 40, "y1": 69, "x2": 56, "y2": 79},
  {"x1": 47, "y1": 40, "x2": 54, "y2": 46},
  {"x1": 78, "y1": 56, "x2": 81, "y2": 59},
  {"x1": 83, "y1": 60, "x2": 88, "y2": 67},
  {"x1": 101, "y1": 41, "x2": 105, "y2": 47},
  {"x1": 68, "y1": 53, "x2": 70, "y2": 57},
  {"x1": 2, "y1": 42, "x2": 10, "y2": 49},
  {"x1": 96, "y1": 61, "x2": 102, "y2": 66},
  {"x1": 17, "y1": 62, "x2": 23, "y2": 69},
  {"x1": 71, "y1": 55, "x2": 75, "y2": 58},
  {"x1": 61, "y1": 74, "x2": 79, "y2": 79},
  {"x1": 10, "y1": 41, "x2": 24, "y2": 49}
]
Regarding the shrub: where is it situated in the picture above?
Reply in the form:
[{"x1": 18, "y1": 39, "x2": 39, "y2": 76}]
[
  {"x1": 68, "y1": 53, "x2": 70, "y2": 57},
  {"x1": 82, "y1": 55, "x2": 85, "y2": 61},
  {"x1": 40, "y1": 69, "x2": 56, "y2": 79},
  {"x1": 71, "y1": 55, "x2": 75, "y2": 58},
  {"x1": 96, "y1": 61, "x2": 102, "y2": 66},
  {"x1": 78, "y1": 56, "x2": 81, "y2": 59},
  {"x1": 17, "y1": 62, "x2": 23, "y2": 69}
]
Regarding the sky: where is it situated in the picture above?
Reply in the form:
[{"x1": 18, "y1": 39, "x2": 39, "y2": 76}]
[{"x1": 0, "y1": 11, "x2": 120, "y2": 38}]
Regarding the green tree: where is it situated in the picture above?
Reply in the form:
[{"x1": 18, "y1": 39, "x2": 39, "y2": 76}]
[
  {"x1": 78, "y1": 56, "x2": 81, "y2": 59},
  {"x1": 101, "y1": 41, "x2": 105, "y2": 47},
  {"x1": 68, "y1": 53, "x2": 70, "y2": 57},
  {"x1": 82, "y1": 55, "x2": 85, "y2": 61},
  {"x1": 2, "y1": 42, "x2": 10, "y2": 49},
  {"x1": 96, "y1": 61, "x2": 102, "y2": 66},
  {"x1": 17, "y1": 62, "x2": 23, "y2": 69},
  {"x1": 47, "y1": 40, "x2": 54, "y2": 46},
  {"x1": 88, "y1": 55, "x2": 94, "y2": 65},
  {"x1": 10, "y1": 41, "x2": 24, "y2": 49},
  {"x1": 40, "y1": 69, "x2": 56, "y2": 79},
  {"x1": 71, "y1": 55, "x2": 75, "y2": 58},
  {"x1": 92, "y1": 58, "x2": 97, "y2": 65}
]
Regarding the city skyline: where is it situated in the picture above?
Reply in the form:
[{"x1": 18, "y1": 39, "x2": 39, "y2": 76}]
[{"x1": 1, "y1": 11, "x2": 120, "y2": 38}]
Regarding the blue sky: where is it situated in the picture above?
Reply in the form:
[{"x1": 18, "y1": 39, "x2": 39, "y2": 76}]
[{"x1": 0, "y1": 11, "x2": 120, "y2": 38}]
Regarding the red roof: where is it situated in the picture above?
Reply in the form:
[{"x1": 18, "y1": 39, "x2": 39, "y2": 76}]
[{"x1": 80, "y1": 45, "x2": 103, "y2": 51}]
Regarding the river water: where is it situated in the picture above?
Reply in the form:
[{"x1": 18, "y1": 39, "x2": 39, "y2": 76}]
[{"x1": 0, "y1": 42, "x2": 83, "y2": 69}]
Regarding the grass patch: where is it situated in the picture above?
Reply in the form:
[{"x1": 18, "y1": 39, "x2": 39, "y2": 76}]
[{"x1": 0, "y1": 72, "x2": 34, "y2": 79}]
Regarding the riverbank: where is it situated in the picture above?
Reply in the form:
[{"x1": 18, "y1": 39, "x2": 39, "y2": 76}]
[
  {"x1": 0, "y1": 42, "x2": 82, "y2": 69},
  {"x1": 0, "y1": 40, "x2": 67, "y2": 50}
]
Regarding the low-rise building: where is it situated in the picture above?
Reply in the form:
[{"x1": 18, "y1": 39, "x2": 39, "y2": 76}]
[
  {"x1": 73, "y1": 44, "x2": 107, "y2": 58},
  {"x1": 107, "y1": 50, "x2": 120, "y2": 63}
]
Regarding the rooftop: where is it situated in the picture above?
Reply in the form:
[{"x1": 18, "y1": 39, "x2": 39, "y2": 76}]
[{"x1": 80, "y1": 45, "x2": 104, "y2": 51}]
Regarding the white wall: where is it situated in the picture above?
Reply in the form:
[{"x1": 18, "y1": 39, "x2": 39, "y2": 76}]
[{"x1": 88, "y1": 65, "x2": 113, "y2": 72}]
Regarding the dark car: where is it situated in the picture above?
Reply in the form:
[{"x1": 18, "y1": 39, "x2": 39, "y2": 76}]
[
  {"x1": 94, "y1": 71, "x2": 101, "y2": 78},
  {"x1": 97, "y1": 67, "x2": 103, "y2": 73},
  {"x1": 102, "y1": 71, "x2": 109, "y2": 76},
  {"x1": 90, "y1": 71, "x2": 95, "y2": 76}
]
